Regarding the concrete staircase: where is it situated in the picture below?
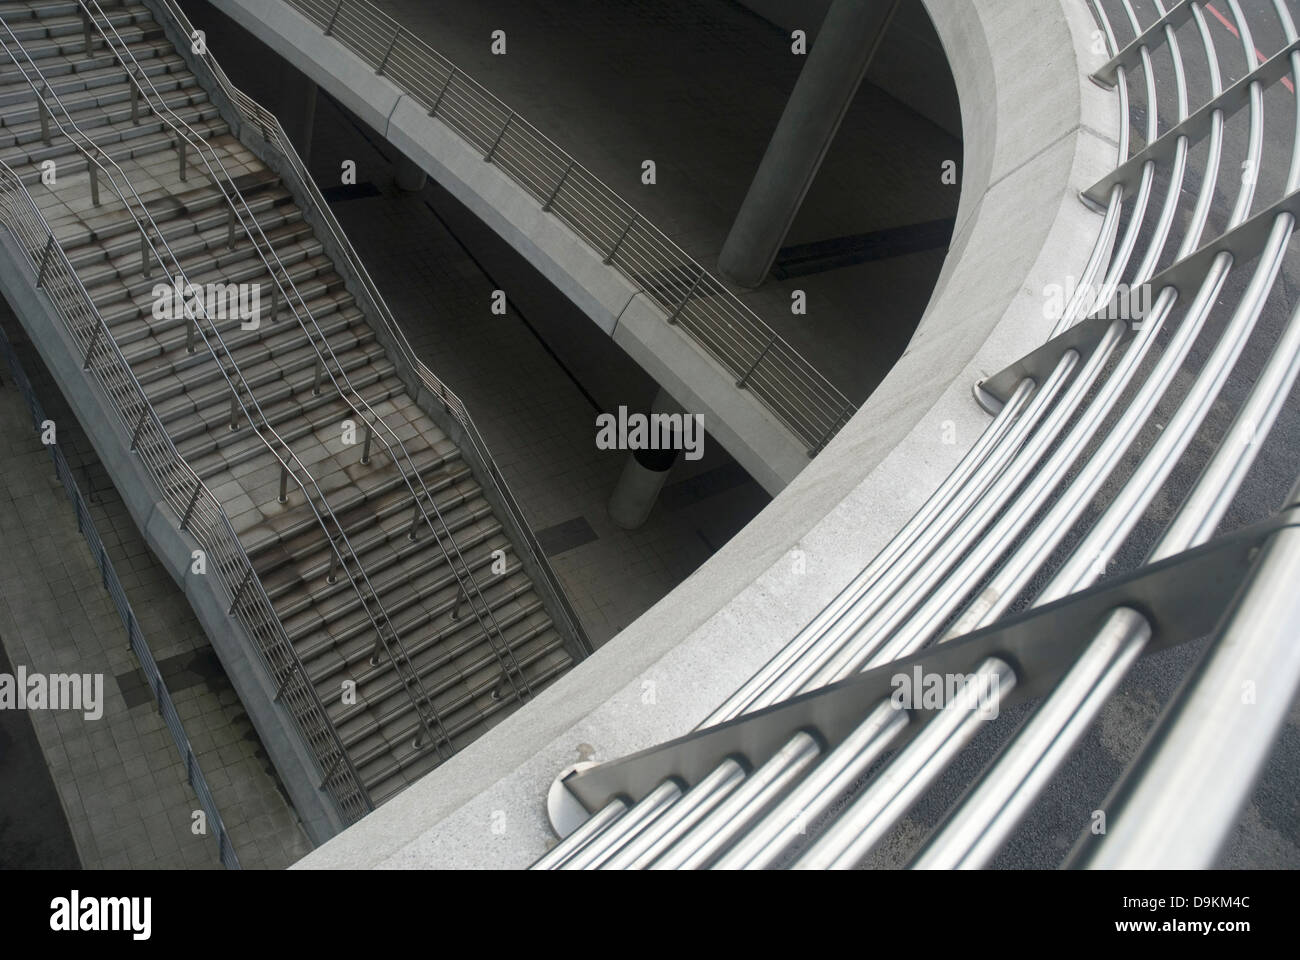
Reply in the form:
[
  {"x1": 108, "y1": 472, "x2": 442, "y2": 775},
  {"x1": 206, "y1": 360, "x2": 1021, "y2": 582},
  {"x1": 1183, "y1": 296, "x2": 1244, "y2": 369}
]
[{"x1": 0, "y1": 0, "x2": 575, "y2": 807}]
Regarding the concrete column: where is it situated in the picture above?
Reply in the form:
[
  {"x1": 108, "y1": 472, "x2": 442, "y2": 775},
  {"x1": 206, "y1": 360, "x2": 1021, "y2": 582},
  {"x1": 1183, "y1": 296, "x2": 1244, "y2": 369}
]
[
  {"x1": 607, "y1": 389, "x2": 682, "y2": 529},
  {"x1": 717, "y1": 0, "x2": 900, "y2": 288},
  {"x1": 394, "y1": 154, "x2": 428, "y2": 192}
]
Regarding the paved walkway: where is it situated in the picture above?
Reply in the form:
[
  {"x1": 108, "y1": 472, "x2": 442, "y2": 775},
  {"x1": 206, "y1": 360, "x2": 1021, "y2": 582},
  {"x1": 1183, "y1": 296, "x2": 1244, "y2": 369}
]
[{"x1": 0, "y1": 307, "x2": 311, "y2": 869}]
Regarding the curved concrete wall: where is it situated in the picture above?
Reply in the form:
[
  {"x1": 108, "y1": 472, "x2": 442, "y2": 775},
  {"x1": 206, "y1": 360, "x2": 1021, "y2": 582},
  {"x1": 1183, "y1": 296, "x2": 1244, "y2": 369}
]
[{"x1": 297, "y1": 0, "x2": 1119, "y2": 868}]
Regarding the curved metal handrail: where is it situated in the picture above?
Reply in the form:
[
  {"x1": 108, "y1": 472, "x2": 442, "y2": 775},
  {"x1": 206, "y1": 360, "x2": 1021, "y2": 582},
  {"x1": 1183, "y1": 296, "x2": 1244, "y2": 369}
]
[{"x1": 532, "y1": 0, "x2": 1300, "y2": 869}]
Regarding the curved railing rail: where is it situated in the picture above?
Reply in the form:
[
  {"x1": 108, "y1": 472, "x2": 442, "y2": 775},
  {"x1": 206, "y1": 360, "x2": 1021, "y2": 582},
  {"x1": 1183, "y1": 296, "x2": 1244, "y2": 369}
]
[
  {"x1": 533, "y1": 0, "x2": 1300, "y2": 869},
  {"x1": 277, "y1": 0, "x2": 855, "y2": 455},
  {"x1": 145, "y1": 0, "x2": 593, "y2": 659}
]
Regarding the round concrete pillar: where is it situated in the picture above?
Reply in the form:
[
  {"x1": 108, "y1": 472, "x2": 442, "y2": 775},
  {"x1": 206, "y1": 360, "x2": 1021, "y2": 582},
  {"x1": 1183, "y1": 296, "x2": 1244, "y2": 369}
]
[
  {"x1": 608, "y1": 387, "x2": 686, "y2": 529},
  {"x1": 608, "y1": 445, "x2": 678, "y2": 530},
  {"x1": 394, "y1": 154, "x2": 428, "y2": 192}
]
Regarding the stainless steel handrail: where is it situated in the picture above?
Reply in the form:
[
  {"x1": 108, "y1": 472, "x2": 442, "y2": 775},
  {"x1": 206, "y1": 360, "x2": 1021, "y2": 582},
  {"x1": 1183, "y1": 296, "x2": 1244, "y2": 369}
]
[
  {"x1": 533, "y1": 0, "x2": 1300, "y2": 869},
  {"x1": 278, "y1": 0, "x2": 855, "y2": 455},
  {"x1": 147, "y1": 0, "x2": 593, "y2": 658}
]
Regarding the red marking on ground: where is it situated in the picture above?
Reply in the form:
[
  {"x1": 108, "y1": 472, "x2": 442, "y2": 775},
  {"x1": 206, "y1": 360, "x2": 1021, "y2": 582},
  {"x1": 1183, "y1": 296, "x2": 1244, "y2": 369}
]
[{"x1": 1205, "y1": 1, "x2": 1295, "y2": 93}]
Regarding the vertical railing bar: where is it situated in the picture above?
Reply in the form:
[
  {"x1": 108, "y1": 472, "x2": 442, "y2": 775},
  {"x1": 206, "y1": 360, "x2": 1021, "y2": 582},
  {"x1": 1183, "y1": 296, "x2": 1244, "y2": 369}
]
[
  {"x1": 429, "y1": 66, "x2": 456, "y2": 116},
  {"x1": 129, "y1": 404, "x2": 149, "y2": 451},
  {"x1": 604, "y1": 213, "x2": 636, "y2": 264},
  {"x1": 34, "y1": 235, "x2": 55, "y2": 287},
  {"x1": 669, "y1": 268, "x2": 706, "y2": 325},
  {"x1": 483, "y1": 110, "x2": 514, "y2": 162},
  {"x1": 737, "y1": 336, "x2": 777, "y2": 389},
  {"x1": 323, "y1": 0, "x2": 344, "y2": 36},
  {"x1": 227, "y1": 566, "x2": 254, "y2": 614},
  {"x1": 179, "y1": 481, "x2": 202, "y2": 530},
  {"x1": 542, "y1": 160, "x2": 574, "y2": 212},
  {"x1": 376, "y1": 26, "x2": 400, "y2": 75},
  {"x1": 81, "y1": 321, "x2": 104, "y2": 371}
]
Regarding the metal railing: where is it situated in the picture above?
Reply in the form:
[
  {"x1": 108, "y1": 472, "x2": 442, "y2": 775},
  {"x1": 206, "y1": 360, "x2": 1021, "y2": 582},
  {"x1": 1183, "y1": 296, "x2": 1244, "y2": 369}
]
[
  {"x1": 534, "y1": 0, "x2": 1300, "y2": 869},
  {"x1": 0, "y1": 260, "x2": 241, "y2": 869},
  {"x1": 279, "y1": 0, "x2": 855, "y2": 455},
  {"x1": 81, "y1": 0, "x2": 548, "y2": 757},
  {"x1": 0, "y1": 81, "x2": 371, "y2": 826},
  {"x1": 1, "y1": 10, "x2": 501, "y2": 799},
  {"x1": 145, "y1": 0, "x2": 593, "y2": 659}
]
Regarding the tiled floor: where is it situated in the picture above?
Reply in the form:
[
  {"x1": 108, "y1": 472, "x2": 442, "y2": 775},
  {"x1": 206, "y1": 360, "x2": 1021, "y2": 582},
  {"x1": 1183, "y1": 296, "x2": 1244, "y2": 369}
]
[{"x1": 0, "y1": 306, "x2": 311, "y2": 869}]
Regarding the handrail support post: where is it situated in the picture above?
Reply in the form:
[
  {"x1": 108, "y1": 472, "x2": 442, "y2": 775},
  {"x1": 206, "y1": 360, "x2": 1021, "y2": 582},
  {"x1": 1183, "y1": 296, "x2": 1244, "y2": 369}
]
[
  {"x1": 34, "y1": 235, "x2": 55, "y2": 288},
  {"x1": 737, "y1": 336, "x2": 777, "y2": 388},
  {"x1": 604, "y1": 214, "x2": 636, "y2": 264},
  {"x1": 484, "y1": 111, "x2": 513, "y2": 162},
  {"x1": 227, "y1": 566, "x2": 254, "y2": 615},
  {"x1": 542, "y1": 161, "x2": 574, "y2": 212},
  {"x1": 429, "y1": 67, "x2": 456, "y2": 116},
  {"x1": 377, "y1": 27, "x2": 401, "y2": 75},
  {"x1": 669, "y1": 268, "x2": 706, "y2": 325},
  {"x1": 129, "y1": 405, "x2": 149, "y2": 451},
  {"x1": 324, "y1": 0, "x2": 344, "y2": 36}
]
